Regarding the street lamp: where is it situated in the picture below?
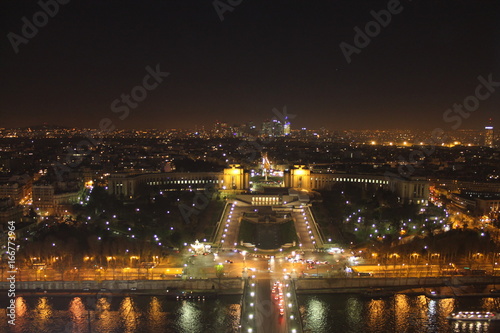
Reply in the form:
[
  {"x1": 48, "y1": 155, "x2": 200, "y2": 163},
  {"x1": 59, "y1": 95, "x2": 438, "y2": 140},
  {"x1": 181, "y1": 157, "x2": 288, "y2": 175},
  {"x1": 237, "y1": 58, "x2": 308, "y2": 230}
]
[{"x1": 241, "y1": 251, "x2": 247, "y2": 269}]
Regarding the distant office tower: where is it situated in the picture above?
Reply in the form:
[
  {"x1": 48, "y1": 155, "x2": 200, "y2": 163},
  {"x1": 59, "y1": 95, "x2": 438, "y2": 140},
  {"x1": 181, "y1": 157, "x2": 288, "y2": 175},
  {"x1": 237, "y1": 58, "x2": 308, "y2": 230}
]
[
  {"x1": 261, "y1": 119, "x2": 285, "y2": 137},
  {"x1": 485, "y1": 126, "x2": 494, "y2": 148},
  {"x1": 284, "y1": 119, "x2": 291, "y2": 136},
  {"x1": 272, "y1": 119, "x2": 284, "y2": 136},
  {"x1": 261, "y1": 120, "x2": 273, "y2": 136}
]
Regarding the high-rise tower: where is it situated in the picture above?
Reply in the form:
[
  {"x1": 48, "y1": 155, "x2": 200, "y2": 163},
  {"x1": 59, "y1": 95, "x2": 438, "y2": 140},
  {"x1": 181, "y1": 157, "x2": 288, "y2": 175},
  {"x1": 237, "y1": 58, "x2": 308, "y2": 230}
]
[{"x1": 485, "y1": 119, "x2": 494, "y2": 148}]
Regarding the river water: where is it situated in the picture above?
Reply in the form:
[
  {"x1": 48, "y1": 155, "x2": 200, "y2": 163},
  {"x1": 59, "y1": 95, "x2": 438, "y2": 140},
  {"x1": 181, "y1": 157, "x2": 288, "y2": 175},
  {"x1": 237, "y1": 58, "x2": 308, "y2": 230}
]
[
  {"x1": 0, "y1": 295, "x2": 241, "y2": 333},
  {"x1": 298, "y1": 294, "x2": 500, "y2": 333},
  {"x1": 1, "y1": 294, "x2": 500, "y2": 332}
]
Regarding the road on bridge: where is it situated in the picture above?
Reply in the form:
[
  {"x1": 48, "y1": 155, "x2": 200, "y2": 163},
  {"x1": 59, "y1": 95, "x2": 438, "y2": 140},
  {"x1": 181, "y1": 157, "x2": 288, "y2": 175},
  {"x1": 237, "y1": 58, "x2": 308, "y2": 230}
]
[{"x1": 255, "y1": 279, "x2": 287, "y2": 333}]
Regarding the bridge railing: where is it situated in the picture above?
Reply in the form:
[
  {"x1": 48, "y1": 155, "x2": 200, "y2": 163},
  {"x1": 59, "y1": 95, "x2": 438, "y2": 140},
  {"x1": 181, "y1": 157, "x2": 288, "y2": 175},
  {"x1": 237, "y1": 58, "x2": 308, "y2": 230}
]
[
  {"x1": 306, "y1": 206, "x2": 325, "y2": 248},
  {"x1": 288, "y1": 279, "x2": 305, "y2": 333},
  {"x1": 239, "y1": 278, "x2": 256, "y2": 333},
  {"x1": 211, "y1": 201, "x2": 231, "y2": 245}
]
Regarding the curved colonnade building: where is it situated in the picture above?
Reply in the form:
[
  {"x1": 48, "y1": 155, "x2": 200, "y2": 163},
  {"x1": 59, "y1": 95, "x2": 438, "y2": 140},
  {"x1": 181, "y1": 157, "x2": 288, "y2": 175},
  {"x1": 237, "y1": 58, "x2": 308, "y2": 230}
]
[{"x1": 108, "y1": 164, "x2": 428, "y2": 205}]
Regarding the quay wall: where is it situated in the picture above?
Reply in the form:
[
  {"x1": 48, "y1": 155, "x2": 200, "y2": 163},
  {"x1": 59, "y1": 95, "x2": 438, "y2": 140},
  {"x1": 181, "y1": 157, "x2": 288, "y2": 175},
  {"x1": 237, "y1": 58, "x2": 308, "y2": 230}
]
[
  {"x1": 0, "y1": 278, "x2": 243, "y2": 292},
  {"x1": 295, "y1": 276, "x2": 500, "y2": 292}
]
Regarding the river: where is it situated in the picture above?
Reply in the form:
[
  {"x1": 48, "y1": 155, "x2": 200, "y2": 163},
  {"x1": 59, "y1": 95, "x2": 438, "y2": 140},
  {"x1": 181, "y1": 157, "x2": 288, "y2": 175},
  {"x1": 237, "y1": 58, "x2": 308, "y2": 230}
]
[
  {"x1": 298, "y1": 294, "x2": 500, "y2": 333},
  {"x1": 1, "y1": 294, "x2": 500, "y2": 332},
  {"x1": 0, "y1": 294, "x2": 241, "y2": 333}
]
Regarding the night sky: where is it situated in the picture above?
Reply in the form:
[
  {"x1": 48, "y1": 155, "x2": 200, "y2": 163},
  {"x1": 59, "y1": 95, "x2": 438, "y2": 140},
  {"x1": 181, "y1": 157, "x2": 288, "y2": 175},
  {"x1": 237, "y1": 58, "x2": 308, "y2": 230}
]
[{"x1": 1, "y1": 0, "x2": 499, "y2": 130}]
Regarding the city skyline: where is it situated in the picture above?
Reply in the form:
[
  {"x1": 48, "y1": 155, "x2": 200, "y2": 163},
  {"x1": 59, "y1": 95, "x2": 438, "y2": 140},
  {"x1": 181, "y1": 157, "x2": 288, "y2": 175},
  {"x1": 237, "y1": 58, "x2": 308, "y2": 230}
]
[
  {"x1": 0, "y1": 119, "x2": 497, "y2": 132},
  {"x1": 1, "y1": 0, "x2": 499, "y2": 130}
]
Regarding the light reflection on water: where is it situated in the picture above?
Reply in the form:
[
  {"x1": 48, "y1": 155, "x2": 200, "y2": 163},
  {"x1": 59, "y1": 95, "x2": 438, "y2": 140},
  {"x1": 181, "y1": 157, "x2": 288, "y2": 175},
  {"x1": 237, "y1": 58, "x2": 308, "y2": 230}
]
[
  {"x1": 299, "y1": 294, "x2": 500, "y2": 333},
  {"x1": 68, "y1": 297, "x2": 86, "y2": 332},
  {"x1": 346, "y1": 297, "x2": 363, "y2": 331},
  {"x1": 0, "y1": 295, "x2": 241, "y2": 333}
]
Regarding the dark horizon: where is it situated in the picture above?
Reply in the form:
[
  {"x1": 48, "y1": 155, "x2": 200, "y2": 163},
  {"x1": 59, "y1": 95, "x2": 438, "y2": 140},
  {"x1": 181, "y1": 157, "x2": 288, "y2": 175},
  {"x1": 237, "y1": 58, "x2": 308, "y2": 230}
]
[{"x1": 1, "y1": 0, "x2": 499, "y2": 130}]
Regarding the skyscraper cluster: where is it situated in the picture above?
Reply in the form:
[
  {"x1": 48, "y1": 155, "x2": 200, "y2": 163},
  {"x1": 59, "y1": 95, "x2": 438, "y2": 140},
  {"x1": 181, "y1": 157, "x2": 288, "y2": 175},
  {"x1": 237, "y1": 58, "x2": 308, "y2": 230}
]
[
  {"x1": 211, "y1": 118, "x2": 291, "y2": 138},
  {"x1": 261, "y1": 118, "x2": 291, "y2": 137}
]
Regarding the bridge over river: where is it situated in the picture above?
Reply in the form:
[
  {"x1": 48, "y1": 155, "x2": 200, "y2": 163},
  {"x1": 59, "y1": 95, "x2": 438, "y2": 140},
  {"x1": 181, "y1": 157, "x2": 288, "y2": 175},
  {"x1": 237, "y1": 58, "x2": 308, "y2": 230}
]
[{"x1": 240, "y1": 278, "x2": 303, "y2": 333}]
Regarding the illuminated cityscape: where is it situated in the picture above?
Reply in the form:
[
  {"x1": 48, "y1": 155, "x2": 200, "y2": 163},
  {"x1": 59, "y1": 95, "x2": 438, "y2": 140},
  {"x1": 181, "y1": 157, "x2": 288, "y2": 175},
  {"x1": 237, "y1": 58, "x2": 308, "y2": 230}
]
[
  {"x1": 0, "y1": 121, "x2": 499, "y2": 332},
  {"x1": 1, "y1": 1, "x2": 500, "y2": 332}
]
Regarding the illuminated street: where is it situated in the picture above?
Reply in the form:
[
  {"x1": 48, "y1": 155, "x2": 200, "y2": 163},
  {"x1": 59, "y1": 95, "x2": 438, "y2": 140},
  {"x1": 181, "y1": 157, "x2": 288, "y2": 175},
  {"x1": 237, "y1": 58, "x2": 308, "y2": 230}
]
[
  {"x1": 291, "y1": 208, "x2": 316, "y2": 249},
  {"x1": 254, "y1": 279, "x2": 287, "y2": 333}
]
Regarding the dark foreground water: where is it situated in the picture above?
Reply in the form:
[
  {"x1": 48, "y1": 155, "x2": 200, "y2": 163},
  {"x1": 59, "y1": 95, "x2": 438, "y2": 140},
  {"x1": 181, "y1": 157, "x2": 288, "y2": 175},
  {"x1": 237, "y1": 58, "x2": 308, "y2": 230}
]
[
  {"x1": 298, "y1": 294, "x2": 500, "y2": 333},
  {"x1": 0, "y1": 295, "x2": 241, "y2": 333},
  {"x1": 2, "y1": 294, "x2": 500, "y2": 332}
]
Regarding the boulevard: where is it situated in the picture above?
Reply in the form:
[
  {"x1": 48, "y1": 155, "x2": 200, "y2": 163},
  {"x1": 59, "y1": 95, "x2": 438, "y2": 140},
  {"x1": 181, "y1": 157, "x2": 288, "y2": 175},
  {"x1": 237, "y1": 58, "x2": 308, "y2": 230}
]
[{"x1": 5, "y1": 200, "x2": 500, "y2": 283}]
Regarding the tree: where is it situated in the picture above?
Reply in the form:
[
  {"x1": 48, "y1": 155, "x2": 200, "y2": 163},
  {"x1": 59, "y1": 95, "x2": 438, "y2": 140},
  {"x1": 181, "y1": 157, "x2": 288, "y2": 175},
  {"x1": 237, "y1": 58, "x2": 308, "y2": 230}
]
[
  {"x1": 215, "y1": 263, "x2": 225, "y2": 287},
  {"x1": 53, "y1": 256, "x2": 72, "y2": 281}
]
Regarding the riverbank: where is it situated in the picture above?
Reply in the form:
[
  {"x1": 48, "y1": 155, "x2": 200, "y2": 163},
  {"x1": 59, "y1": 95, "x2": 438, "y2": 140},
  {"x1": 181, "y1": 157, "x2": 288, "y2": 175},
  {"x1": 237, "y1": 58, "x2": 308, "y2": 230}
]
[
  {"x1": 295, "y1": 276, "x2": 500, "y2": 298},
  {"x1": 296, "y1": 275, "x2": 500, "y2": 288},
  {"x1": 297, "y1": 285, "x2": 500, "y2": 298},
  {"x1": 0, "y1": 278, "x2": 244, "y2": 295},
  {"x1": 5, "y1": 288, "x2": 242, "y2": 299}
]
